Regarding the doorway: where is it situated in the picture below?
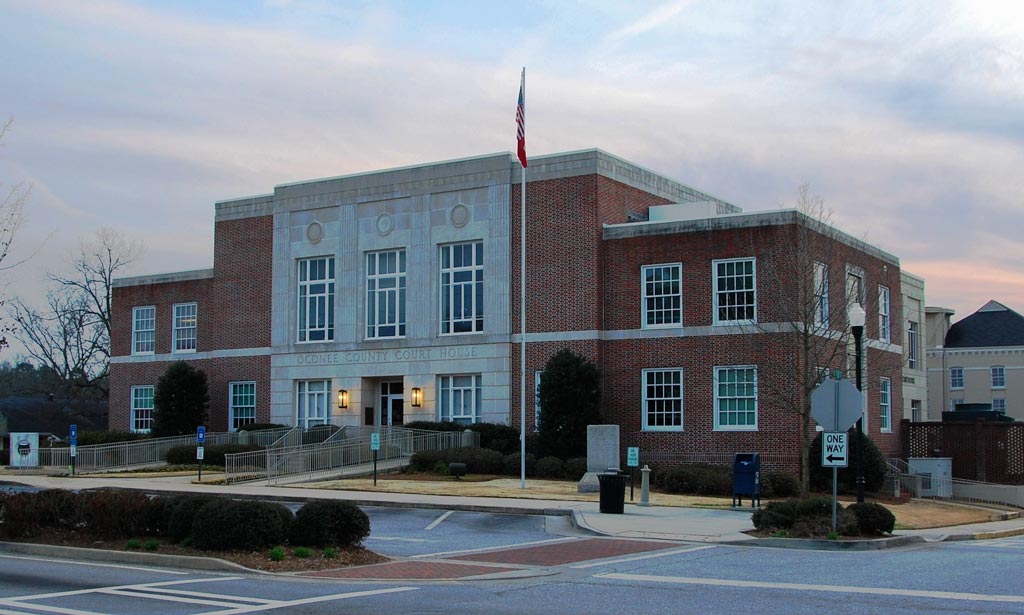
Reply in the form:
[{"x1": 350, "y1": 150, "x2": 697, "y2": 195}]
[{"x1": 379, "y1": 381, "x2": 404, "y2": 427}]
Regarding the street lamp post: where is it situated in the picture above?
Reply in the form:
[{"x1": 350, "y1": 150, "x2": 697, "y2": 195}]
[{"x1": 849, "y1": 303, "x2": 866, "y2": 503}]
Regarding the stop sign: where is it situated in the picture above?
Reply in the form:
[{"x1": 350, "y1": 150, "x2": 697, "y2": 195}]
[{"x1": 811, "y1": 377, "x2": 863, "y2": 432}]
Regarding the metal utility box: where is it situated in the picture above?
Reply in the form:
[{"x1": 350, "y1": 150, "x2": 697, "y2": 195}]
[
  {"x1": 908, "y1": 457, "x2": 953, "y2": 498},
  {"x1": 732, "y1": 452, "x2": 761, "y2": 508}
]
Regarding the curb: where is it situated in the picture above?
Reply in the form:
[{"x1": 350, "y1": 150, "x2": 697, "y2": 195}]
[{"x1": 0, "y1": 541, "x2": 251, "y2": 573}]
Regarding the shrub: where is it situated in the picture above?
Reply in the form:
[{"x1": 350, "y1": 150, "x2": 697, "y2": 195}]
[
  {"x1": 292, "y1": 546, "x2": 312, "y2": 558},
  {"x1": 125, "y1": 539, "x2": 142, "y2": 550},
  {"x1": 563, "y1": 457, "x2": 588, "y2": 481},
  {"x1": 153, "y1": 361, "x2": 210, "y2": 437},
  {"x1": 847, "y1": 502, "x2": 896, "y2": 536},
  {"x1": 809, "y1": 430, "x2": 887, "y2": 493},
  {"x1": 795, "y1": 497, "x2": 833, "y2": 519},
  {"x1": 143, "y1": 539, "x2": 160, "y2": 551},
  {"x1": 289, "y1": 500, "x2": 370, "y2": 548},
  {"x1": 752, "y1": 499, "x2": 799, "y2": 532},
  {"x1": 432, "y1": 460, "x2": 450, "y2": 475},
  {"x1": 322, "y1": 547, "x2": 338, "y2": 558},
  {"x1": 409, "y1": 447, "x2": 504, "y2": 475},
  {"x1": 468, "y1": 423, "x2": 520, "y2": 454},
  {"x1": 660, "y1": 464, "x2": 732, "y2": 496},
  {"x1": 165, "y1": 444, "x2": 261, "y2": 467},
  {"x1": 29, "y1": 489, "x2": 80, "y2": 531},
  {"x1": 269, "y1": 546, "x2": 286, "y2": 561},
  {"x1": 192, "y1": 499, "x2": 288, "y2": 551},
  {"x1": 76, "y1": 489, "x2": 165, "y2": 539},
  {"x1": 537, "y1": 349, "x2": 602, "y2": 458},
  {"x1": 761, "y1": 471, "x2": 802, "y2": 498},
  {"x1": 501, "y1": 453, "x2": 536, "y2": 477},
  {"x1": 238, "y1": 423, "x2": 287, "y2": 432},
  {"x1": 535, "y1": 456, "x2": 564, "y2": 479},
  {"x1": 167, "y1": 495, "x2": 223, "y2": 543},
  {"x1": 76, "y1": 430, "x2": 150, "y2": 446}
]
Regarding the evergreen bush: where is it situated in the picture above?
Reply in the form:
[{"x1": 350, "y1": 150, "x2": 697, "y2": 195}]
[
  {"x1": 191, "y1": 499, "x2": 288, "y2": 551},
  {"x1": 847, "y1": 502, "x2": 896, "y2": 535},
  {"x1": 535, "y1": 456, "x2": 565, "y2": 478},
  {"x1": 563, "y1": 457, "x2": 588, "y2": 481},
  {"x1": 289, "y1": 500, "x2": 370, "y2": 547},
  {"x1": 760, "y1": 470, "x2": 802, "y2": 498},
  {"x1": 809, "y1": 430, "x2": 887, "y2": 493},
  {"x1": 166, "y1": 495, "x2": 223, "y2": 543}
]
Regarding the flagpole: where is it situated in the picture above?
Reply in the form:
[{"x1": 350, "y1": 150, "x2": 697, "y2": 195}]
[{"x1": 519, "y1": 67, "x2": 528, "y2": 490}]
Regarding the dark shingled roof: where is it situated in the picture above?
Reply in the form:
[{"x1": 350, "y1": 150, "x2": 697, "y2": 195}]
[
  {"x1": 0, "y1": 396, "x2": 108, "y2": 435},
  {"x1": 946, "y1": 300, "x2": 1024, "y2": 348}
]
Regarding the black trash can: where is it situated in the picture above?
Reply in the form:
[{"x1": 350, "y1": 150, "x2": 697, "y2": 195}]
[{"x1": 598, "y1": 469, "x2": 627, "y2": 514}]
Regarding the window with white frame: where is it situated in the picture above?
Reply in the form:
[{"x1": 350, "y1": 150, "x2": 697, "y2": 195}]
[
  {"x1": 878, "y1": 286, "x2": 890, "y2": 343},
  {"x1": 950, "y1": 367, "x2": 964, "y2": 390},
  {"x1": 440, "y1": 241, "x2": 484, "y2": 334},
  {"x1": 714, "y1": 366, "x2": 757, "y2": 430},
  {"x1": 534, "y1": 370, "x2": 543, "y2": 432},
  {"x1": 438, "y1": 374, "x2": 482, "y2": 424},
  {"x1": 992, "y1": 366, "x2": 1006, "y2": 389},
  {"x1": 229, "y1": 381, "x2": 256, "y2": 430},
  {"x1": 172, "y1": 302, "x2": 197, "y2": 352},
  {"x1": 813, "y1": 261, "x2": 829, "y2": 328},
  {"x1": 993, "y1": 398, "x2": 1006, "y2": 413},
  {"x1": 911, "y1": 399, "x2": 922, "y2": 422},
  {"x1": 296, "y1": 380, "x2": 330, "y2": 428},
  {"x1": 879, "y1": 377, "x2": 891, "y2": 432},
  {"x1": 846, "y1": 271, "x2": 863, "y2": 307},
  {"x1": 131, "y1": 385, "x2": 154, "y2": 433},
  {"x1": 950, "y1": 398, "x2": 964, "y2": 412},
  {"x1": 643, "y1": 368, "x2": 683, "y2": 431},
  {"x1": 907, "y1": 321, "x2": 919, "y2": 369},
  {"x1": 642, "y1": 264, "x2": 682, "y2": 328},
  {"x1": 366, "y1": 249, "x2": 406, "y2": 338},
  {"x1": 132, "y1": 306, "x2": 155, "y2": 354},
  {"x1": 713, "y1": 258, "x2": 756, "y2": 324},
  {"x1": 297, "y1": 257, "x2": 335, "y2": 342}
]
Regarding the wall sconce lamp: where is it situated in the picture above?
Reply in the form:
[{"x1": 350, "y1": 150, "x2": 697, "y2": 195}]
[
  {"x1": 411, "y1": 387, "x2": 422, "y2": 407},
  {"x1": 338, "y1": 389, "x2": 349, "y2": 409}
]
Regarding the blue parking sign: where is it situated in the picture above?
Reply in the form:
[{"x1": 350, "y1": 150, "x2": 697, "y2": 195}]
[
  {"x1": 197, "y1": 426, "x2": 206, "y2": 444},
  {"x1": 70, "y1": 424, "x2": 78, "y2": 446}
]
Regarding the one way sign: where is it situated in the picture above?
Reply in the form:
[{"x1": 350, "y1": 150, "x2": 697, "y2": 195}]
[{"x1": 822, "y1": 432, "x2": 848, "y2": 468}]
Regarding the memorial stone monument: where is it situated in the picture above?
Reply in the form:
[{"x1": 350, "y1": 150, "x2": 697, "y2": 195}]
[{"x1": 578, "y1": 424, "x2": 620, "y2": 493}]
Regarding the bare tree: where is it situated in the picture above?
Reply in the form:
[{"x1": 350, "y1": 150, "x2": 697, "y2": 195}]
[
  {"x1": 10, "y1": 228, "x2": 142, "y2": 398},
  {"x1": 0, "y1": 118, "x2": 30, "y2": 352}
]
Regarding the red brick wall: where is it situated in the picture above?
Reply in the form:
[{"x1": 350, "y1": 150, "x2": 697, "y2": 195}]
[
  {"x1": 111, "y1": 278, "x2": 213, "y2": 357},
  {"x1": 210, "y1": 216, "x2": 273, "y2": 349}
]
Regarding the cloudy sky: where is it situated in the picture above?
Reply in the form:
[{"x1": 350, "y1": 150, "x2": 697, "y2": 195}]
[{"x1": 1, "y1": 0, "x2": 1022, "y2": 357}]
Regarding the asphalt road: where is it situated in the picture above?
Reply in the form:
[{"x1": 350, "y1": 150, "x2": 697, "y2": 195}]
[{"x1": 5, "y1": 509, "x2": 1024, "y2": 614}]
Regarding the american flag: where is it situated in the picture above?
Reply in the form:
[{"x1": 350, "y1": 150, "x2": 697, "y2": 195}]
[{"x1": 516, "y1": 69, "x2": 527, "y2": 168}]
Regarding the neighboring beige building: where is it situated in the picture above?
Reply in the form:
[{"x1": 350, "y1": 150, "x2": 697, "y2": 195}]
[
  {"x1": 901, "y1": 272, "x2": 928, "y2": 421},
  {"x1": 927, "y1": 300, "x2": 1024, "y2": 420}
]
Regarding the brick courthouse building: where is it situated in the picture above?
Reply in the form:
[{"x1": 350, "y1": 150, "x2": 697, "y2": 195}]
[{"x1": 109, "y1": 150, "x2": 905, "y2": 469}]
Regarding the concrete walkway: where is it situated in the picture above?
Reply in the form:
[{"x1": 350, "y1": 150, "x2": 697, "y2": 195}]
[{"x1": 4, "y1": 472, "x2": 1024, "y2": 548}]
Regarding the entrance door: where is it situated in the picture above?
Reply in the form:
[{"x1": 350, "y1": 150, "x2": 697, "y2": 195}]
[{"x1": 379, "y1": 381, "x2": 404, "y2": 427}]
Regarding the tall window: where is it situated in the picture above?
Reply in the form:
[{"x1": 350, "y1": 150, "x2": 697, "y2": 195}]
[
  {"x1": 297, "y1": 380, "x2": 330, "y2": 428},
  {"x1": 132, "y1": 306, "x2": 155, "y2": 355},
  {"x1": 643, "y1": 368, "x2": 683, "y2": 431},
  {"x1": 713, "y1": 258, "x2": 756, "y2": 324},
  {"x1": 131, "y1": 385, "x2": 154, "y2": 433},
  {"x1": 813, "y1": 262, "x2": 829, "y2": 328},
  {"x1": 911, "y1": 399, "x2": 922, "y2": 422},
  {"x1": 714, "y1": 366, "x2": 757, "y2": 430},
  {"x1": 879, "y1": 377, "x2": 891, "y2": 432},
  {"x1": 438, "y1": 374, "x2": 482, "y2": 424},
  {"x1": 993, "y1": 398, "x2": 1006, "y2": 413},
  {"x1": 992, "y1": 366, "x2": 1006, "y2": 389},
  {"x1": 642, "y1": 264, "x2": 682, "y2": 328},
  {"x1": 440, "y1": 241, "x2": 484, "y2": 334},
  {"x1": 229, "y1": 381, "x2": 256, "y2": 430},
  {"x1": 950, "y1": 367, "x2": 964, "y2": 390},
  {"x1": 366, "y1": 250, "x2": 406, "y2": 338},
  {"x1": 907, "y1": 321, "x2": 919, "y2": 369},
  {"x1": 297, "y1": 257, "x2": 335, "y2": 342},
  {"x1": 878, "y1": 286, "x2": 890, "y2": 343},
  {"x1": 172, "y1": 302, "x2": 197, "y2": 352}
]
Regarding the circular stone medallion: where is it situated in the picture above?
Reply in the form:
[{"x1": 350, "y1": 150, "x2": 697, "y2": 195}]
[
  {"x1": 450, "y1": 204, "x2": 470, "y2": 228},
  {"x1": 306, "y1": 221, "x2": 324, "y2": 244},
  {"x1": 376, "y1": 213, "x2": 394, "y2": 236}
]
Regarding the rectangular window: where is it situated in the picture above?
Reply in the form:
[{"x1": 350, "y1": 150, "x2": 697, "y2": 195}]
[
  {"x1": 438, "y1": 374, "x2": 482, "y2": 424},
  {"x1": 713, "y1": 258, "x2": 756, "y2": 324},
  {"x1": 950, "y1": 398, "x2": 964, "y2": 412},
  {"x1": 813, "y1": 262, "x2": 829, "y2": 328},
  {"x1": 440, "y1": 241, "x2": 484, "y2": 334},
  {"x1": 296, "y1": 380, "x2": 330, "y2": 428},
  {"x1": 907, "y1": 321, "x2": 919, "y2": 369},
  {"x1": 366, "y1": 249, "x2": 406, "y2": 338},
  {"x1": 172, "y1": 302, "x2": 197, "y2": 352},
  {"x1": 534, "y1": 370, "x2": 543, "y2": 432},
  {"x1": 132, "y1": 306, "x2": 155, "y2": 355},
  {"x1": 714, "y1": 366, "x2": 757, "y2": 430},
  {"x1": 911, "y1": 399, "x2": 922, "y2": 422},
  {"x1": 229, "y1": 381, "x2": 256, "y2": 430},
  {"x1": 297, "y1": 257, "x2": 335, "y2": 342},
  {"x1": 642, "y1": 264, "x2": 682, "y2": 328},
  {"x1": 878, "y1": 286, "x2": 890, "y2": 343},
  {"x1": 879, "y1": 377, "x2": 891, "y2": 432},
  {"x1": 993, "y1": 398, "x2": 1006, "y2": 413},
  {"x1": 950, "y1": 367, "x2": 964, "y2": 390},
  {"x1": 131, "y1": 385, "x2": 154, "y2": 433},
  {"x1": 643, "y1": 368, "x2": 684, "y2": 431},
  {"x1": 992, "y1": 366, "x2": 1006, "y2": 389}
]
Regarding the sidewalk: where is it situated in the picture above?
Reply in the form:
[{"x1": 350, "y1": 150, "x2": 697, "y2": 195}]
[{"x1": 4, "y1": 473, "x2": 1024, "y2": 548}]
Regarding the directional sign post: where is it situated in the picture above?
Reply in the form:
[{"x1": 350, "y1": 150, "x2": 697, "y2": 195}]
[
  {"x1": 822, "y1": 432, "x2": 848, "y2": 468},
  {"x1": 196, "y1": 426, "x2": 206, "y2": 481},
  {"x1": 811, "y1": 378, "x2": 863, "y2": 533},
  {"x1": 626, "y1": 447, "x2": 639, "y2": 501},
  {"x1": 69, "y1": 424, "x2": 77, "y2": 476},
  {"x1": 371, "y1": 433, "x2": 381, "y2": 486}
]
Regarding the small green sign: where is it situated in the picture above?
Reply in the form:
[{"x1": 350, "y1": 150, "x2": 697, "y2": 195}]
[
  {"x1": 627, "y1": 446, "x2": 639, "y2": 467},
  {"x1": 371, "y1": 433, "x2": 381, "y2": 451}
]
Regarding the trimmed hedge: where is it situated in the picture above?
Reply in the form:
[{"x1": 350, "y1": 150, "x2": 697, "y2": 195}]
[
  {"x1": 76, "y1": 430, "x2": 151, "y2": 446},
  {"x1": 563, "y1": 457, "x2": 588, "y2": 481},
  {"x1": 502, "y1": 453, "x2": 537, "y2": 477},
  {"x1": 191, "y1": 499, "x2": 289, "y2": 551},
  {"x1": 752, "y1": 497, "x2": 890, "y2": 537},
  {"x1": 167, "y1": 494, "x2": 224, "y2": 543},
  {"x1": 409, "y1": 447, "x2": 504, "y2": 475},
  {"x1": 761, "y1": 471, "x2": 802, "y2": 498},
  {"x1": 847, "y1": 502, "x2": 896, "y2": 535},
  {"x1": 165, "y1": 443, "x2": 261, "y2": 467},
  {"x1": 237, "y1": 423, "x2": 287, "y2": 432},
  {"x1": 535, "y1": 456, "x2": 564, "y2": 478},
  {"x1": 660, "y1": 464, "x2": 733, "y2": 496},
  {"x1": 403, "y1": 421, "x2": 520, "y2": 454},
  {"x1": 289, "y1": 500, "x2": 370, "y2": 547}
]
